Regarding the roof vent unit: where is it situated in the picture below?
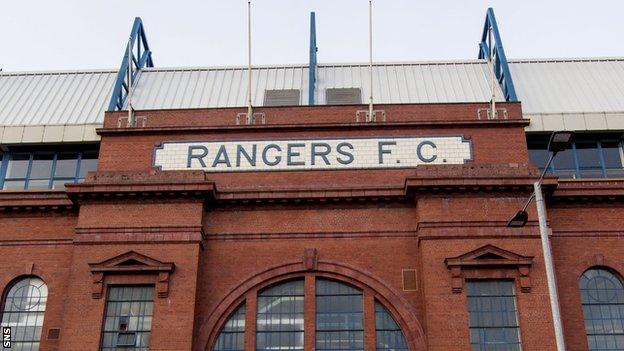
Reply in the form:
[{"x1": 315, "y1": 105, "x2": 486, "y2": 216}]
[
  {"x1": 263, "y1": 89, "x2": 301, "y2": 107},
  {"x1": 325, "y1": 88, "x2": 362, "y2": 105}
]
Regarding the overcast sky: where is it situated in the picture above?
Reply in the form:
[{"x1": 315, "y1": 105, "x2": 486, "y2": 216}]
[{"x1": 1, "y1": 0, "x2": 623, "y2": 72}]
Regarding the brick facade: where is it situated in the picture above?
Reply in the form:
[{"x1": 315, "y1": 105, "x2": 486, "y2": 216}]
[{"x1": 0, "y1": 102, "x2": 622, "y2": 350}]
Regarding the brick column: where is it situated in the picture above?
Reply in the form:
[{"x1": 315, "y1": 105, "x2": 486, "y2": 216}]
[
  {"x1": 304, "y1": 274, "x2": 316, "y2": 351},
  {"x1": 364, "y1": 290, "x2": 376, "y2": 351},
  {"x1": 244, "y1": 290, "x2": 257, "y2": 351}
]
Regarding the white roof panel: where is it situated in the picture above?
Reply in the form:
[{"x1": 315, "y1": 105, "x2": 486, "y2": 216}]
[{"x1": 0, "y1": 58, "x2": 623, "y2": 133}]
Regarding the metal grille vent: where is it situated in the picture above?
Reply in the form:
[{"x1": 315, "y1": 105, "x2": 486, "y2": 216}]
[
  {"x1": 263, "y1": 89, "x2": 301, "y2": 106},
  {"x1": 326, "y1": 88, "x2": 362, "y2": 105}
]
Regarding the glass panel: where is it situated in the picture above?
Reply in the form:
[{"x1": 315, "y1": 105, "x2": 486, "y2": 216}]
[
  {"x1": 580, "y1": 269, "x2": 624, "y2": 351},
  {"x1": 6, "y1": 154, "x2": 30, "y2": 179},
  {"x1": 100, "y1": 286, "x2": 154, "y2": 351},
  {"x1": 576, "y1": 142, "x2": 603, "y2": 178},
  {"x1": 316, "y1": 279, "x2": 363, "y2": 351},
  {"x1": 214, "y1": 304, "x2": 245, "y2": 351},
  {"x1": 553, "y1": 148, "x2": 577, "y2": 179},
  {"x1": 29, "y1": 154, "x2": 53, "y2": 179},
  {"x1": 79, "y1": 153, "x2": 98, "y2": 179},
  {"x1": 466, "y1": 281, "x2": 521, "y2": 351},
  {"x1": 1, "y1": 277, "x2": 48, "y2": 350},
  {"x1": 3, "y1": 180, "x2": 26, "y2": 190},
  {"x1": 602, "y1": 141, "x2": 624, "y2": 177},
  {"x1": 257, "y1": 280, "x2": 304, "y2": 351},
  {"x1": 54, "y1": 153, "x2": 79, "y2": 178},
  {"x1": 27, "y1": 179, "x2": 51, "y2": 190},
  {"x1": 375, "y1": 301, "x2": 408, "y2": 351}
]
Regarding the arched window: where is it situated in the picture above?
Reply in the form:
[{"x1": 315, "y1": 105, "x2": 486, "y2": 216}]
[
  {"x1": 214, "y1": 304, "x2": 246, "y2": 351},
  {"x1": 256, "y1": 280, "x2": 304, "y2": 351},
  {"x1": 580, "y1": 268, "x2": 624, "y2": 350},
  {"x1": 1, "y1": 276, "x2": 48, "y2": 350},
  {"x1": 316, "y1": 279, "x2": 363, "y2": 351},
  {"x1": 375, "y1": 301, "x2": 408, "y2": 351},
  {"x1": 212, "y1": 277, "x2": 410, "y2": 351}
]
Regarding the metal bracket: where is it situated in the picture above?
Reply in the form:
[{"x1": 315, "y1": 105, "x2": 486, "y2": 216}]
[
  {"x1": 236, "y1": 112, "x2": 266, "y2": 125},
  {"x1": 477, "y1": 108, "x2": 508, "y2": 120},
  {"x1": 108, "y1": 17, "x2": 154, "y2": 112},
  {"x1": 478, "y1": 8, "x2": 518, "y2": 102},
  {"x1": 117, "y1": 115, "x2": 148, "y2": 128},
  {"x1": 356, "y1": 110, "x2": 386, "y2": 123}
]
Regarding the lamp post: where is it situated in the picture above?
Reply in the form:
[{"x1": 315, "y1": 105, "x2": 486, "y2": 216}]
[{"x1": 507, "y1": 131, "x2": 573, "y2": 351}]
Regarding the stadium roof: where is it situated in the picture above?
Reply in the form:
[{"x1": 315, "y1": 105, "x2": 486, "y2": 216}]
[{"x1": 1, "y1": 57, "x2": 624, "y2": 143}]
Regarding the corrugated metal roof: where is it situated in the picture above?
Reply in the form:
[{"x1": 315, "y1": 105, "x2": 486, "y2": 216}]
[
  {"x1": 1, "y1": 58, "x2": 623, "y2": 133},
  {"x1": 509, "y1": 58, "x2": 624, "y2": 114},
  {"x1": 0, "y1": 69, "x2": 116, "y2": 126}
]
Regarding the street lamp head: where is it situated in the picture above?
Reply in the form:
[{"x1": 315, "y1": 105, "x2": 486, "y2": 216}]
[
  {"x1": 507, "y1": 210, "x2": 528, "y2": 227},
  {"x1": 548, "y1": 131, "x2": 574, "y2": 154}
]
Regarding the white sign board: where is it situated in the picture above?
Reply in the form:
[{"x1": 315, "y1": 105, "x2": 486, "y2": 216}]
[{"x1": 154, "y1": 137, "x2": 472, "y2": 172}]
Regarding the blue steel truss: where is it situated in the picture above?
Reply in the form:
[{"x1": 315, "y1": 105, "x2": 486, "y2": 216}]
[
  {"x1": 108, "y1": 17, "x2": 154, "y2": 111},
  {"x1": 478, "y1": 8, "x2": 518, "y2": 102},
  {"x1": 308, "y1": 12, "x2": 318, "y2": 105}
]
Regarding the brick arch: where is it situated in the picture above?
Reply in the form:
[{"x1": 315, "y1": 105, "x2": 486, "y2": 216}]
[{"x1": 195, "y1": 260, "x2": 427, "y2": 351}]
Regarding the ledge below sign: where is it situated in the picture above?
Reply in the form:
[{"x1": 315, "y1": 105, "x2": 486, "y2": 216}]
[{"x1": 153, "y1": 136, "x2": 472, "y2": 172}]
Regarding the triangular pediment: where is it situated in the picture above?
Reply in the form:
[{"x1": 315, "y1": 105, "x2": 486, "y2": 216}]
[
  {"x1": 445, "y1": 245, "x2": 533, "y2": 268},
  {"x1": 89, "y1": 251, "x2": 175, "y2": 273}
]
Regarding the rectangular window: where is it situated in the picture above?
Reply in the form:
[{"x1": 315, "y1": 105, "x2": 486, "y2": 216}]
[
  {"x1": 526, "y1": 134, "x2": 624, "y2": 179},
  {"x1": 0, "y1": 147, "x2": 98, "y2": 190},
  {"x1": 100, "y1": 286, "x2": 154, "y2": 351},
  {"x1": 466, "y1": 280, "x2": 521, "y2": 351}
]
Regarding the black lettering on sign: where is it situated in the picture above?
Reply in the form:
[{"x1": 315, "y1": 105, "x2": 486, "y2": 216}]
[
  {"x1": 417, "y1": 141, "x2": 437, "y2": 163},
  {"x1": 187, "y1": 146, "x2": 208, "y2": 168},
  {"x1": 311, "y1": 143, "x2": 331, "y2": 165},
  {"x1": 378, "y1": 141, "x2": 396, "y2": 164},
  {"x1": 287, "y1": 143, "x2": 306, "y2": 166},
  {"x1": 262, "y1": 144, "x2": 282, "y2": 166},
  {"x1": 337, "y1": 142, "x2": 354, "y2": 165},
  {"x1": 236, "y1": 144, "x2": 257, "y2": 167},
  {"x1": 212, "y1": 145, "x2": 232, "y2": 167}
]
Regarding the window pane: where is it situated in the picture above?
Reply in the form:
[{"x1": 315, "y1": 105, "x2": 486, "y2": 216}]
[
  {"x1": 1, "y1": 277, "x2": 48, "y2": 350},
  {"x1": 214, "y1": 304, "x2": 245, "y2": 351},
  {"x1": 316, "y1": 279, "x2": 363, "y2": 351},
  {"x1": 100, "y1": 286, "x2": 154, "y2": 351},
  {"x1": 602, "y1": 141, "x2": 624, "y2": 177},
  {"x1": 257, "y1": 280, "x2": 304, "y2": 351},
  {"x1": 6, "y1": 154, "x2": 30, "y2": 178},
  {"x1": 3, "y1": 180, "x2": 26, "y2": 190},
  {"x1": 375, "y1": 301, "x2": 408, "y2": 351},
  {"x1": 466, "y1": 281, "x2": 521, "y2": 351},
  {"x1": 79, "y1": 153, "x2": 98, "y2": 179},
  {"x1": 553, "y1": 148, "x2": 576, "y2": 178},
  {"x1": 29, "y1": 154, "x2": 53, "y2": 179},
  {"x1": 27, "y1": 179, "x2": 51, "y2": 190},
  {"x1": 580, "y1": 268, "x2": 624, "y2": 351},
  {"x1": 54, "y1": 153, "x2": 79, "y2": 178},
  {"x1": 576, "y1": 142, "x2": 603, "y2": 178}
]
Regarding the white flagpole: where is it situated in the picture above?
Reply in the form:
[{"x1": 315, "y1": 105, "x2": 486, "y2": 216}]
[{"x1": 246, "y1": 0, "x2": 253, "y2": 121}]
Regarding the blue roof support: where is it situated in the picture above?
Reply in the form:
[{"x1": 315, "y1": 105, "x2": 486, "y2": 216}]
[
  {"x1": 478, "y1": 8, "x2": 518, "y2": 102},
  {"x1": 108, "y1": 17, "x2": 154, "y2": 111},
  {"x1": 308, "y1": 12, "x2": 318, "y2": 105}
]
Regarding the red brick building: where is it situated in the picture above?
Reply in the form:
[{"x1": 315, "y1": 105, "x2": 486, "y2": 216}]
[{"x1": 1, "y1": 10, "x2": 624, "y2": 351}]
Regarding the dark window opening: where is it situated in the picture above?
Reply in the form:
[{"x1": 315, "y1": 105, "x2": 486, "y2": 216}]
[
  {"x1": 0, "y1": 145, "x2": 99, "y2": 190},
  {"x1": 466, "y1": 280, "x2": 521, "y2": 351},
  {"x1": 527, "y1": 133, "x2": 624, "y2": 179}
]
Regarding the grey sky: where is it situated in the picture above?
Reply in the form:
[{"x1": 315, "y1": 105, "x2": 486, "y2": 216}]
[{"x1": 1, "y1": 0, "x2": 623, "y2": 72}]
